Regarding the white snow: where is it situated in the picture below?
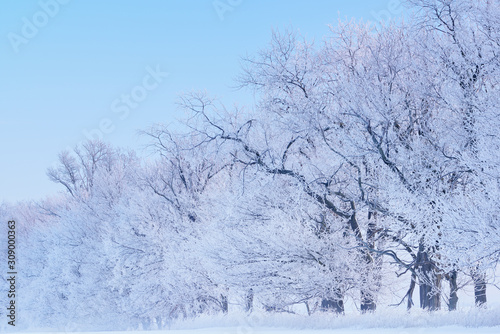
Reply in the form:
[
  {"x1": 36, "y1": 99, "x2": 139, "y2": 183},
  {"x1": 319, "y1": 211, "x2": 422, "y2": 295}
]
[
  {"x1": 17, "y1": 307, "x2": 500, "y2": 334},
  {"x1": 162, "y1": 328, "x2": 499, "y2": 334},
  {"x1": 23, "y1": 328, "x2": 500, "y2": 334}
]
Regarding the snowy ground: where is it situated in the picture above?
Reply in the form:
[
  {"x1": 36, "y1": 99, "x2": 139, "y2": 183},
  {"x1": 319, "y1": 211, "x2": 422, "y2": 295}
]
[
  {"x1": 24, "y1": 328, "x2": 500, "y2": 334},
  {"x1": 18, "y1": 294, "x2": 500, "y2": 333},
  {"x1": 164, "y1": 328, "x2": 499, "y2": 333},
  {"x1": 158, "y1": 307, "x2": 498, "y2": 334}
]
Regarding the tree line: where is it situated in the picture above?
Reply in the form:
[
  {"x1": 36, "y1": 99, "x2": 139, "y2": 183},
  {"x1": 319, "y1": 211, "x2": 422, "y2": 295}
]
[{"x1": 1, "y1": 0, "x2": 500, "y2": 330}]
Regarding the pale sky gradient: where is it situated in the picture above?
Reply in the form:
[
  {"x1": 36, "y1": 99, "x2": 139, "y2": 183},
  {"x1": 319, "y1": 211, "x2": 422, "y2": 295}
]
[{"x1": 0, "y1": 0, "x2": 407, "y2": 203}]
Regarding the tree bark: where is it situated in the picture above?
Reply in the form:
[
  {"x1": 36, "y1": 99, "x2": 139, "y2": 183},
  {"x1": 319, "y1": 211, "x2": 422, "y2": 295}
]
[
  {"x1": 321, "y1": 298, "x2": 344, "y2": 314},
  {"x1": 416, "y1": 243, "x2": 441, "y2": 311},
  {"x1": 407, "y1": 273, "x2": 416, "y2": 310},
  {"x1": 360, "y1": 212, "x2": 378, "y2": 312},
  {"x1": 348, "y1": 208, "x2": 377, "y2": 312},
  {"x1": 448, "y1": 270, "x2": 459, "y2": 311},
  {"x1": 305, "y1": 301, "x2": 311, "y2": 316},
  {"x1": 361, "y1": 291, "x2": 376, "y2": 312},
  {"x1": 473, "y1": 272, "x2": 487, "y2": 307},
  {"x1": 221, "y1": 294, "x2": 228, "y2": 314},
  {"x1": 245, "y1": 288, "x2": 254, "y2": 312},
  {"x1": 321, "y1": 288, "x2": 344, "y2": 314}
]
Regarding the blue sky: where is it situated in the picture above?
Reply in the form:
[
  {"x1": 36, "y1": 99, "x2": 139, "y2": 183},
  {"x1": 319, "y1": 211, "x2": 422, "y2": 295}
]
[{"x1": 0, "y1": 0, "x2": 406, "y2": 203}]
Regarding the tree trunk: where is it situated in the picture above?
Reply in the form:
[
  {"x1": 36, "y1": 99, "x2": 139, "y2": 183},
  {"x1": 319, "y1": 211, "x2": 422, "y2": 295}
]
[
  {"x1": 360, "y1": 212, "x2": 378, "y2": 312},
  {"x1": 448, "y1": 270, "x2": 458, "y2": 311},
  {"x1": 407, "y1": 273, "x2": 416, "y2": 310},
  {"x1": 141, "y1": 318, "x2": 151, "y2": 330},
  {"x1": 361, "y1": 291, "x2": 376, "y2": 312},
  {"x1": 221, "y1": 294, "x2": 228, "y2": 314},
  {"x1": 348, "y1": 209, "x2": 377, "y2": 312},
  {"x1": 155, "y1": 316, "x2": 163, "y2": 330},
  {"x1": 245, "y1": 288, "x2": 254, "y2": 312},
  {"x1": 321, "y1": 288, "x2": 344, "y2": 314},
  {"x1": 416, "y1": 243, "x2": 441, "y2": 311},
  {"x1": 321, "y1": 298, "x2": 344, "y2": 314},
  {"x1": 473, "y1": 272, "x2": 487, "y2": 307}
]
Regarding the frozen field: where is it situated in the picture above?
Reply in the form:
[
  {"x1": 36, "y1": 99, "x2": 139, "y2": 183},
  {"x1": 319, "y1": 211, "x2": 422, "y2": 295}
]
[
  {"x1": 16, "y1": 305, "x2": 500, "y2": 333},
  {"x1": 167, "y1": 328, "x2": 498, "y2": 333},
  {"x1": 24, "y1": 328, "x2": 500, "y2": 334}
]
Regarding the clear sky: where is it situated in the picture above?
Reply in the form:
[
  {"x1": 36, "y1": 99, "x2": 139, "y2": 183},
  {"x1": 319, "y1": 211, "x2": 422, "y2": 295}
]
[{"x1": 0, "y1": 0, "x2": 406, "y2": 203}]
